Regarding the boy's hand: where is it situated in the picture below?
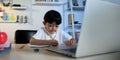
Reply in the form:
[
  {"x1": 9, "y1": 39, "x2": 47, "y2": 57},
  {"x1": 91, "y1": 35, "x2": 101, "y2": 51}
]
[
  {"x1": 49, "y1": 40, "x2": 58, "y2": 46},
  {"x1": 65, "y1": 38, "x2": 76, "y2": 46}
]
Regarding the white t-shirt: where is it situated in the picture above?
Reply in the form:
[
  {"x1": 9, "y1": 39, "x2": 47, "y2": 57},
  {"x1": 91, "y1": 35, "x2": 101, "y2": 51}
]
[{"x1": 33, "y1": 27, "x2": 72, "y2": 45}]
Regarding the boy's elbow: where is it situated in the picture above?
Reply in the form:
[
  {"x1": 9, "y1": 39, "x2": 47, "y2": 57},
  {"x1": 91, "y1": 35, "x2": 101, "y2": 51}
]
[
  {"x1": 29, "y1": 38, "x2": 35, "y2": 45},
  {"x1": 29, "y1": 40, "x2": 32, "y2": 45}
]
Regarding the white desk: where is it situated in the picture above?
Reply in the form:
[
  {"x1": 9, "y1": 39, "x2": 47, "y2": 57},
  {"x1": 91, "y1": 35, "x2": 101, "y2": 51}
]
[{"x1": 0, "y1": 44, "x2": 120, "y2": 60}]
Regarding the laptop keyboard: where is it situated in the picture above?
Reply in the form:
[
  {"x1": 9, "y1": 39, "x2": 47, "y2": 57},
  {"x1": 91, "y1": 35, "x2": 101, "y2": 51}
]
[{"x1": 62, "y1": 47, "x2": 76, "y2": 53}]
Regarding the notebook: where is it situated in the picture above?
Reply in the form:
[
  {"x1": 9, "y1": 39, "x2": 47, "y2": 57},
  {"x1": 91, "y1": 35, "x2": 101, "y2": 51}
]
[
  {"x1": 46, "y1": 0, "x2": 120, "y2": 58},
  {"x1": 27, "y1": 44, "x2": 49, "y2": 48}
]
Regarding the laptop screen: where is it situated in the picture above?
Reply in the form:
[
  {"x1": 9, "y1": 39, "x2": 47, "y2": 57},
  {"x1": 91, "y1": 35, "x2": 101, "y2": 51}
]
[{"x1": 75, "y1": 0, "x2": 120, "y2": 57}]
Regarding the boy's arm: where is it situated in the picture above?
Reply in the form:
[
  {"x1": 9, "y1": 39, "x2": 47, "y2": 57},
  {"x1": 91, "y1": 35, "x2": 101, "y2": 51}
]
[{"x1": 29, "y1": 37, "x2": 58, "y2": 46}]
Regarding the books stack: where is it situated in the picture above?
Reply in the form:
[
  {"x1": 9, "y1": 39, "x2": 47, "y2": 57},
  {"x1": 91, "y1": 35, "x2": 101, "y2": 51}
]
[{"x1": 0, "y1": 44, "x2": 11, "y2": 54}]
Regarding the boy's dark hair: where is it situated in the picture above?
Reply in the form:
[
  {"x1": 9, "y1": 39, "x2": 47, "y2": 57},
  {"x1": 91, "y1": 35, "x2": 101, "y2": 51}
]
[{"x1": 44, "y1": 10, "x2": 62, "y2": 25}]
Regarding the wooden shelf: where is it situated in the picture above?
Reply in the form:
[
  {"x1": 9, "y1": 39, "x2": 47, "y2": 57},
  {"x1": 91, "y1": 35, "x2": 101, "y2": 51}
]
[
  {"x1": 68, "y1": 6, "x2": 85, "y2": 10},
  {"x1": 0, "y1": 21, "x2": 18, "y2": 23},
  {"x1": 11, "y1": 6, "x2": 27, "y2": 10},
  {"x1": 68, "y1": 24, "x2": 82, "y2": 27},
  {"x1": 33, "y1": 2, "x2": 66, "y2": 5},
  {"x1": 72, "y1": 6, "x2": 85, "y2": 10},
  {"x1": 0, "y1": 21, "x2": 28, "y2": 23},
  {"x1": 0, "y1": 20, "x2": 27, "y2": 23}
]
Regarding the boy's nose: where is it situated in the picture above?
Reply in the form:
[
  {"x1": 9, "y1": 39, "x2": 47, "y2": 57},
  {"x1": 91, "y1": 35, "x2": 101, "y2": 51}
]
[{"x1": 52, "y1": 26, "x2": 56, "y2": 30}]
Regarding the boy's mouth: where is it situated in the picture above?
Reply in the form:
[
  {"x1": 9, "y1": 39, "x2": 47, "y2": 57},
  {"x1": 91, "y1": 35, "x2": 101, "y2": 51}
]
[{"x1": 49, "y1": 31, "x2": 56, "y2": 34}]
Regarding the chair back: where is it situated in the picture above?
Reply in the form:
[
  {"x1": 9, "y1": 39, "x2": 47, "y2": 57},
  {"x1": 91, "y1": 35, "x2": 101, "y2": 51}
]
[{"x1": 15, "y1": 30, "x2": 37, "y2": 44}]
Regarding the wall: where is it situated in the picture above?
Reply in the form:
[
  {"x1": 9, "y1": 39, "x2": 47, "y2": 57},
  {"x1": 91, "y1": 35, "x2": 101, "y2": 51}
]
[
  {"x1": 0, "y1": 0, "x2": 67, "y2": 42},
  {"x1": 31, "y1": 0, "x2": 68, "y2": 29},
  {"x1": 31, "y1": 5, "x2": 65, "y2": 29},
  {"x1": 0, "y1": 0, "x2": 84, "y2": 42},
  {"x1": 0, "y1": 0, "x2": 35, "y2": 42}
]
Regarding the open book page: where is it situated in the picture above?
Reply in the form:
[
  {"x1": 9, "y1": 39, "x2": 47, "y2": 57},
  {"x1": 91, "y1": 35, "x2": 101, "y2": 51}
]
[{"x1": 27, "y1": 44, "x2": 49, "y2": 48}]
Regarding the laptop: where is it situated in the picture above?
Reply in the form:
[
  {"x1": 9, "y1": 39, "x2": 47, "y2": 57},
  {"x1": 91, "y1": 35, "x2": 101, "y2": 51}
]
[{"x1": 46, "y1": 0, "x2": 120, "y2": 58}]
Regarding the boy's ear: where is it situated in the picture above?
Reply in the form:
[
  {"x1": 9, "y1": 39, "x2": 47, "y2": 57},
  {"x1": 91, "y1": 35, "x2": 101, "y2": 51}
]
[{"x1": 43, "y1": 21, "x2": 45, "y2": 25}]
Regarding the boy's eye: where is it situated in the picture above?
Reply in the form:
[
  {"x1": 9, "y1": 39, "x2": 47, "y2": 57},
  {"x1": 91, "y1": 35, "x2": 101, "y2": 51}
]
[
  {"x1": 56, "y1": 26, "x2": 58, "y2": 27},
  {"x1": 49, "y1": 25, "x2": 52, "y2": 27}
]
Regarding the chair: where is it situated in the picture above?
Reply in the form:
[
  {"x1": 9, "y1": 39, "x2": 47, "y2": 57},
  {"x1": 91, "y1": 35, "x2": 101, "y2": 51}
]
[{"x1": 14, "y1": 30, "x2": 37, "y2": 44}]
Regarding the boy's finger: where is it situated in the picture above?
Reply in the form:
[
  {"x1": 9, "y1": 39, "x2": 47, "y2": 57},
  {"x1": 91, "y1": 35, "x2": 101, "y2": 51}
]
[{"x1": 70, "y1": 40, "x2": 75, "y2": 45}]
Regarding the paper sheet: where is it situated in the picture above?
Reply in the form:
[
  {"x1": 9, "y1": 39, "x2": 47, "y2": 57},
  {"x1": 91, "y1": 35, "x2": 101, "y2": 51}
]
[{"x1": 27, "y1": 44, "x2": 49, "y2": 48}]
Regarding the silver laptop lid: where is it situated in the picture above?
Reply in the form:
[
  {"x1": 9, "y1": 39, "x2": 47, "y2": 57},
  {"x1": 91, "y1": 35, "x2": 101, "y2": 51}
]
[{"x1": 75, "y1": 0, "x2": 120, "y2": 57}]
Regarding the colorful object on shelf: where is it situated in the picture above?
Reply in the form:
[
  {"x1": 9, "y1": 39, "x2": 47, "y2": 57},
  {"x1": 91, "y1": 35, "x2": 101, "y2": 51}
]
[
  {"x1": 11, "y1": 15, "x2": 15, "y2": 20},
  {"x1": 0, "y1": 8, "x2": 4, "y2": 16},
  {"x1": 0, "y1": 32, "x2": 7, "y2": 44},
  {"x1": 72, "y1": 0, "x2": 79, "y2": 6},
  {"x1": 83, "y1": 0, "x2": 86, "y2": 6}
]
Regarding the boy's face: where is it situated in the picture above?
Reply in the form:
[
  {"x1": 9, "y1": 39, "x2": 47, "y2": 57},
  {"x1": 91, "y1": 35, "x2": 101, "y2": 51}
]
[{"x1": 43, "y1": 22, "x2": 59, "y2": 34}]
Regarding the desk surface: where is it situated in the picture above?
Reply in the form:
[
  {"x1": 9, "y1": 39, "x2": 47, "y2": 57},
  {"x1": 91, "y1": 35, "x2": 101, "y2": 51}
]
[{"x1": 0, "y1": 44, "x2": 120, "y2": 60}]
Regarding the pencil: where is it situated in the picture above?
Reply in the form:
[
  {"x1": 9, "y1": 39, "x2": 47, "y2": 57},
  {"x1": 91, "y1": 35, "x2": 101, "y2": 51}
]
[{"x1": 44, "y1": 28, "x2": 55, "y2": 40}]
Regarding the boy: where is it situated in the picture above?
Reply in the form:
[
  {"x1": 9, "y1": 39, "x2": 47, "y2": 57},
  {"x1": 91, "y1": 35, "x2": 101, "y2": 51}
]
[{"x1": 29, "y1": 10, "x2": 76, "y2": 46}]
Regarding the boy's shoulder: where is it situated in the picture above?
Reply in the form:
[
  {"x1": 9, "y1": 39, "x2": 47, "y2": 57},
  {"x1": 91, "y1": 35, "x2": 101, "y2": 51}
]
[
  {"x1": 57, "y1": 28, "x2": 66, "y2": 33},
  {"x1": 38, "y1": 27, "x2": 44, "y2": 30},
  {"x1": 37, "y1": 27, "x2": 45, "y2": 32}
]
